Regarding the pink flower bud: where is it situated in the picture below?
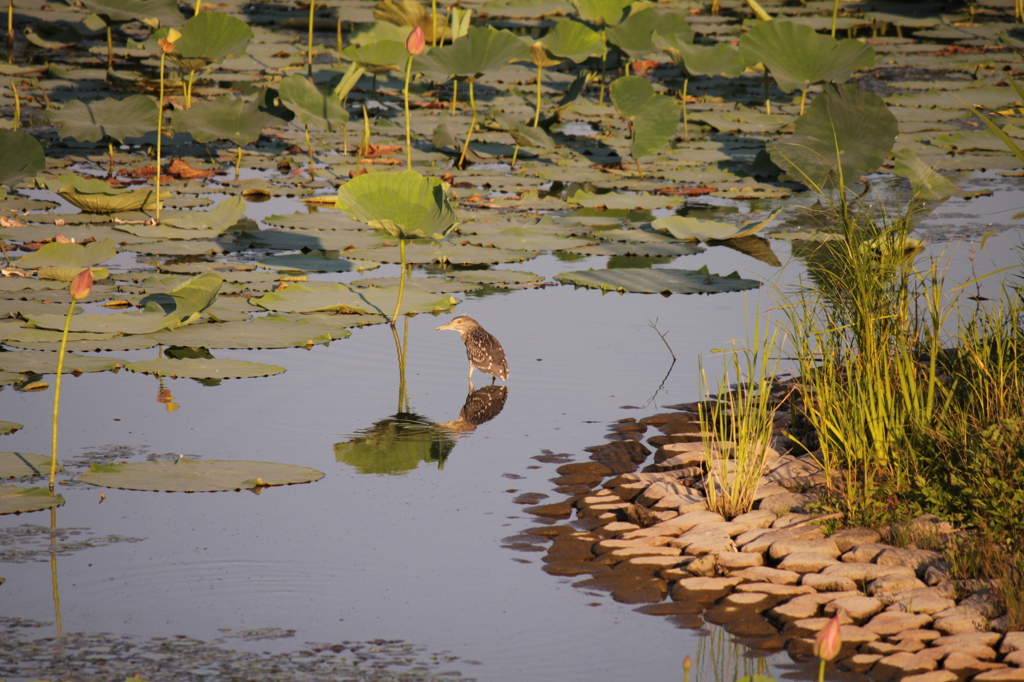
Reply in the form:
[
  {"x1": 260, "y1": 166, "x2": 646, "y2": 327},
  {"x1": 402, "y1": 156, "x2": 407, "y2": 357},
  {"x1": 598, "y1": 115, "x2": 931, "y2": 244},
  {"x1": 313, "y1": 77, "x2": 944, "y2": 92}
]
[
  {"x1": 682, "y1": 655, "x2": 692, "y2": 672},
  {"x1": 70, "y1": 268, "x2": 93, "y2": 301},
  {"x1": 813, "y1": 616, "x2": 842, "y2": 661},
  {"x1": 406, "y1": 26, "x2": 425, "y2": 56}
]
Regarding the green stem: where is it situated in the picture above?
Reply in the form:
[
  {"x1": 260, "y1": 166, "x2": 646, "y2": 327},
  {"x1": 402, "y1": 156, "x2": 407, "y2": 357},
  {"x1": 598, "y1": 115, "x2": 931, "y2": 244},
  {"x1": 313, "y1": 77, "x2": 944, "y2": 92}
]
[
  {"x1": 50, "y1": 507, "x2": 62, "y2": 638},
  {"x1": 510, "y1": 143, "x2": 519, "y2": 171},
  {"x1": 403, "y1": 54, "x2": 414, "y2": 170},
  {"x1": 390, "y1": 238, "x2": 407, "y2": 326},
  {"x1": 50, "y1": 296, "x2": 76, "y2": 492},
  {"x1": 336, "y1": 17, "x2": 342, "y2": 61},
  {"x1": 457, "y1": 79, "x2": 477, "y2": 169},
  {"x1": 11, "y1": 79, "x2": 19, "y2": 131},
  {"x1": 764, "y1": 69, "x2": 771, "y2": 115},
  {"x1": 799, "y1": 88, "x2": 808, "y2": 116},
  {"x1": 194, "y1": 0, "x2": 201, "y2": 13},
  {"x1": 156, "y1": 52, "x2": 165, "y2": 220},
  {"x1": 106, "y1": 25, "x2": 113, "y2": 68},
  {"x1": 681, "y1": 77, "x2": 689, "y2": 140},
  {"x1": 817, "y1": 659, "x2": 826, "y2": 682},
  {"x1": 108, "y1": 141, "x2": 114, "y2": 175},
  {"x1": 235, "y1": 145, "x2": 242, "y2": 179},
  {"x1": 305, "y1": 125, "x2": 314, "y2": 179},
  {"x1": 635, "y1": 158, "x2": 643, "y2": 180},
  {"x1": 431, "y1": 0, "x2": 437, "y2": 46},
  {"x1": 306, "y1": 0, "x2": 315, "y2": 74},
  {"x1": 830, "y1": 0, "x2": 839, "y2": 37},
  {"x1": 599, "y1": 31, "x2": 607, "y2": 106},
  {"x1": 450, "y1": 77, "x2": 458, "y2": 114},
  {"x1": 533, "y1": 64, "x2": 542, "y2": 127},
  {"x1": 7, "y1": 0, "x2": 13, "y2": 51},
  {"x1": 185, "y1": 69, "x2": 196, "y2": 108}
]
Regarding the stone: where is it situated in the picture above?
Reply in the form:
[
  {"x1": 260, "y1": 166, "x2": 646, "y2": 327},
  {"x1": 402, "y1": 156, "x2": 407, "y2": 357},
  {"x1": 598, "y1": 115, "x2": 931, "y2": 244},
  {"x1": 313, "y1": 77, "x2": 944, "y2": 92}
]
[
  {"x1": 802, "y1": 573, "x2": 859, "y2": 593},
  {"x1": 974, "y1": 670, "x2": 1024, "y2": 682},
  {"x1": 867, "y1": 573, "x2": 927, "y2": 596},
  {"x1": 900, "y1": 672, "x2": 958, "y2": 682},
  {"x1": 840, "y1": 653, "x2": 884, "y2": 673},
  {"x1": 737, "y1": 525, "x2": 826, "y2": 554},
  {"x1": 758, "y1": 491, "x2": 815, "y2": 514},
  {"x1": 594, "y1": 536, "x2": 673, "y2": 553},
  {"x1": 621, "y1": 510, "x2": 725, "y2": 539},
  {"x1": 653, "y1": 493, "x2": 708, "y2": 513},
  {"x1": 943, "y1": 653, "x2": 1005, "y2": 678},
  {"x1": 612, "y1": 481, "x2": 650, "y2": 500},
  {"x1": 839, "y1": 624, "x2": 883, "y2": 647},
  {"x1": 671, "y1": 576, "x2": 743, "y2": 602},
  {"x1": 601, "y1": 545, "x2": 682, "y2": 562},
  {"x1": 733, "y1": 582, "x2": 816, "y2": 598},
  {"x1": 767, "y1": 591, "x2": 860, "y2": 623},
  {"x1": 933, "y1": 614, "x2": 991, "y2": 635},
  {"x1": 871, "y1": 652, "x2": 939, "y2": 680},
  {"x1": 862, "y1": 641, "x2": 901, "y2": 655},
  {"x1": 778, "y1": 551, "x2": 841, "y2": 573},
  {"x1": 730, "y1": 566, "x2": 801, "y2": 585},
  {"x1": 932, "y1": 632, "x2": 1002, "y2": 649},
  {"x1": 772, "y1": 512, "x2": 818, "y2": 528},
  {"x1": 842, "y1": 542, "x2": 890, "y2": 563},
  {"x1": 600, "y1": 521, "x2": 640, "y2": 534},
  {"x1": 671, "y1": 526, "x2": 732, "y2": 551},
  {"x1": 784, "y1": 615, "x2": 852, "y2": 638},
  {"x1": 687, "y1": 554, "x2": 718, "y2": 577},
  {"x1": 1001, "y1": 632, "x2": 1024, "y2": 654},
  {"x1": 1004, "y1": 651, "x2": 1024, "y2": 666},
  {"x1": 825, "y1": 595, "x2": 884, "y2": 623},
  {"x1": 686, "y1": 520, "x2": 750, "y2": 537},
  {"x1": 884, "y1": 593, "x2": 957, "y2": 615},
  {"x1": 715, "y1": 551, "x2": 764, "y2": 570},
  {"x1": 924, "y1": 562, "x2": 952, "y2": 586},
  {"x1": 730, "y1": 509, "x2": 778, "y2": 533},
  {"x1": 955, "y1": 589, "x2": 1005, "y2": 620},
  {"x1": 764, "y1": 456, "x2": 824, "y2": 482},
  {"x1": 653, "y1": 442, "x2": 706, "y2": 467},
  {"x1": 624, "y1": 555, "x2": 687, "y2": 570},
  {"x1": 863, "y1": 612, "x2": 934, "y2": 636},
  {"x1": 637, "y1": 481, "x2": 700, "y2": 506},
  {"x1": 686, "y1": 535, "x2": 739, "y2": 556},
  {"x1": 719, "y1": 591, "x2": 776, "y2": 611},
  {"x1": 769, "y1": 537, "x2": 842, "y2": 560},
  {"x1": 933, "y1": 643, "x2": 998, "y2": 661},
  {"x1": 830, "y1": 527, "x2": 883, "y2": 553},
  {"x1": 875, "y1": 547, "x2": 943, "y2": 575},
  {"x1": 895, "y1": 630, "x2": 943, "y2": 645},
  {"x1": 821, "y1": 562, "x2": 917, "y2": 582}
]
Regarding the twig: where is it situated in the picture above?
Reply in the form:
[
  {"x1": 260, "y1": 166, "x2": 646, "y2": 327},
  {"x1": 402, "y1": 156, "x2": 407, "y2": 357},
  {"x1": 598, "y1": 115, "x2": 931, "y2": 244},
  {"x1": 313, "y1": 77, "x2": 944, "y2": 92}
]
[{"x1": 647, "y1": 317, "x2": 676, "y2": 362}]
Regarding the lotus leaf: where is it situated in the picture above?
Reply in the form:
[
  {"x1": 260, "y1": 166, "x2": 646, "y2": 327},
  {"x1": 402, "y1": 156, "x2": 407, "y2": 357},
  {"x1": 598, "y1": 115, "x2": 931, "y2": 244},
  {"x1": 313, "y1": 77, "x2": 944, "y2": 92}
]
[
  {"x1": 121, "y1": 238, "x2": 244, "y2": 256},
  {"x1": 253, "y1": 282, "x2": 458, "y2": 316},
  {"x1": 163, "y1": 196, "x2": 247, "y2": 231},
  {"x1": 23, "y1": 21, "x2": 87, "y2": 49},
  {"x1": 610, "y1": 76, "x2": 680, "y2": 161},
  {"x1": 335, "y1": 413, "x2": 456, "y2": 475},
  {"x1": 449, "y1": 270, "x2": 544, "y2": 285},
  {"x1": 148, "y1": 314, "x2": 351, "y2": 349},
  {"x1": 340, "y1": 40, "x2": 410, "y2": 73},
  {"x1": 564, "y1": 241, "x2": 701, "y2": 257},
  {"x1": 241, "y1": 229, "x2": 387, "y2": 252},
  {"x1": 0, "y1": 452, "x2": 62, "y2": 479},
  {"x1": 460, "y1": 227, "x2": 593, "y2": 251},
  {"x1": 556, "y1": 266, "x2": 760, "y2": 294},
  {"x1": 0, "y1": 351, "x2": 126, "y2": 374},
  {"x1": 125, "y1": 358, "x2": 285, "y2": 379},
  {"x1": 257, "y1": 252, "x2": 380, "y2": 273},
  {"x1": 0, "y1": 422, "x2": 23, "y2": 435},
  {"x1": 168, "y1": 11, "x2": 253, "y2": 71},
  {"x1": 348, "y1": 20, "x2": 412, "y2": 46},
  {"x1": 14, "y1": 238, "x2": 117, "y2": 270},
  {"x1": 278, "y1": 75, "x2": 350, "y2": 132},
  {"x1": 768, "y1": 83, "x2": 898, "y2": 191},
  {"x1": 0, "y1": 485, "x2": 65, "y2": 515},
  {"x1": 893, "y1": 148, "x2": 960, "y2": 202},
  {"x1": 606, "y1": 8, "x2": 693, "y2": 61},
  {"x1": 79, "y1": 0, "x2": 183, "y2": 26},
  {"x1": 739, "y1": 20, "x2": 875, "y2": 94},
  {"x1": 343, "y1": 243, "x2": 533, "y2": 265},
  {"x1": 351, "y1": 277, "x2": 479, "y2": 294},
  {"x1": 539, "y1": 20, "x2": 605, "y2": 62},
  {"x1": 46, "y1": 96, "x2": 157, "y2": 144},
  {"x1": 172, "y1": 97, "x2": 286, "y2": 146},
  {"x1": 414, "y1": 26, "x2": 530, "y2": 81},
  {"x1": 373, "y1": 0, "x2": 446, "y2": 44},
  {"x1": 656, "y1": 38, "x2": 744, "y2": 78},
  {"x1": 79, "y1": 459, "x2": 323, "y2": 492},
  {"x1": 26, "y1": 311, "x2": 171, "y2": 335},
  {"x1": 567, "y1": 188, "x2": 680, "y2": 209},
  {"x1": 0, "y1": 130, "x2": 46, "y2": 187},
  {"x1": 335, "y1": 170, "x2": 458, "y2": 240},
  {"x1": 566, "y1": 0, "x2": 633, "y2": 26},
  {"x1": 38, "y1": 175, "x2": 168, "y2": 213},
  {"x1": 140, "y1": 272, "x2": 223, "y2": 327},
  {"x1": 652, "y1": 208, "x2": 783, "y2": 242}
]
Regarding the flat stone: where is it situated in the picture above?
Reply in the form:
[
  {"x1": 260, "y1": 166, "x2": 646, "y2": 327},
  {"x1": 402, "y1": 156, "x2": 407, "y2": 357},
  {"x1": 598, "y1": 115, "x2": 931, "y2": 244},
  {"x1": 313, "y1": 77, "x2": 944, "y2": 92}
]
[
  {"x1": 954, "y1": 589, "x2": 1005, "y2": 619},
  {"x1": 715, "y1": 551, "x2": 764, "y2": 570},
  {"x1": 862, "y1": 641, "x2": 902, "y2": 655},
  {"x1": 803, "y1": 573, "x2": 859, "y2": 592},
  {"x1": 686, "y1": 535, "x2": 739, "y2": 556},
  {"x1": 767, "y1": 591, "x2": 860, "y2": 623},
  {"x1": 840, "y1": 624, "x2": 883, "y2": 646},
  {"x1": 933, "y1": 613, "x2": 991, "y2": 635},
  {"x1": 637, "y1": 481, "x2": 697, "y2": 506},
  {"x1": 943, "y1": 653, "x2": 1005, "y2": 678},
  {"x1": 784, "y1": 615, "x2": 853, "y2": 638},
  {"x1": 685, "y1": 554, "x2": 718, "y2": 577},
  {"x1": 825, "y1": 595, "x2": 884, "y2": 623},
  {"x1": 737, "y1": 524, "x2": 826, "y2": 554},
  {"x1": 733, "y1": 582, "x2": 816, "y2": 598},
  {"x1": 924, "y1": 563, "x2": 952, "y2": 586},
  {"x1": 867, "y1": 573, "x2": 927, "y2": 596},
  {"x1": 1005, "y1": 651, "x2": 1024, "y2": 666},
  {"x1": 758, "y1": 491, "x2": 814, "y2": 514},
  {"x1": 730, "y1": 566, "x2": 801, "y2": 585},
  {"x1": 772, "y1": 513, "x2": 818, "y2": 528},
  {"x1": 840, "y1": 653, "x2": 884, "y2": 673},
  {"x1": 719, "y1": 591, "x2": 776, "y2": 611},
  {"x1": 605, "y1": 545, "x2": 682, "y2": 561},
  {"x1": 821, "y1": 562, "x2": 917, "y2": 582},
  {"x1": 729, "y1": 509, "x2": 778, "y2": 533},
  {"x1": 685, "y1": 520, "x2": 750, "y2": 537},
  {"x1": 1001, "y1": 632, "x2": 1024, "y2": 654},
  {"x1": 671, "y1": 576, "x2": 743, "y2": 602},
  {"x1": 777, "y1": 551, "x2": 840, "y2": 573},
  {"x1": 769, "y1": 537, "x2": 842, "y2": 560},
  {"x1": 871, "y1": 652, "x2": 939, "y2": 680},
  {"x1": 624, "y1": 555, "x2": 688, "y2": 570},
  {"x1": 863, "y1": 612, "x2": 934, "y2": 636},
  {"x1": 933, "y1": 632, "x2": 1002, "y2": 649},
  {"x1": 973, "y1": 670, "x2": 1024, "y2": 682},
  {"x1": 671, "y1": 526, "x2": 732, "y2": 550},
  {"x1": 895, "y1": 630, "x2": 943, "y2": 645},
  {"x1": 875, "y1": 547, "x2": 943, "y2": 575},
  {"x1": 653, "y1": 493, "x2": 708, "y2": 513},
  {"x1": 830, "y1": 527, "x2": 883, "y2": 553},
  {"x1": 594, "y1": 536, "x2": 674, "y2": 553},
  {"x1": 842, "y1": 542, "x2": 890, "y2": 563},
  {"x1": 601, "y1": 521, "x2": 640, "y2": 534},
  {"x1": 653, "y1": 441, "x2": 706, "y2": 467},
  {"x1": 900, "y1": 671, "x2": 958, "y2": 682},
  {"x1": 933, "y1": 643, "x2": 998, "y2": 661},
  {"x1": 620, "y1": 510, "x2": 725, "y2": 539}
]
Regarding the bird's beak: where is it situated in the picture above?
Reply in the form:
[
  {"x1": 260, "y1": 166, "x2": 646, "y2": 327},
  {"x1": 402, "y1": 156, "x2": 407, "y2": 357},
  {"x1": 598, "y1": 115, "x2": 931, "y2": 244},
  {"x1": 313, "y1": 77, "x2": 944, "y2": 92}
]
[{"x1": 436, "y1": 322, "x2": 453, "y2": 331}]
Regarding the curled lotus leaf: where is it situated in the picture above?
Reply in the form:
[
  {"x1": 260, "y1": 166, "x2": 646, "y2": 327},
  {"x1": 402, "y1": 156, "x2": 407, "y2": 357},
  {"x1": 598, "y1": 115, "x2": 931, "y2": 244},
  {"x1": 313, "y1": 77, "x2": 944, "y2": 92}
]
[
  {"x1": 652, "y1": 208, "x2": 783, "y2": 242},
  {"x1": 0, "y1": 351, "x2": 127, "y2": 374},
  {"x1": 78, "y1": 459, "x2": 324, "y2": 492},
  {"x1": 539, "y1": 19, "x2": 605, "y2": 62},
  {"x1": 278, "y1": 75, "x2": 350, "y2": 132},
  {"x1": 253, "y1": 282, "x2": 458, "y2": 316},
  {"x1": 340, "y1": 40, "x2": 410, "y2": 73},
  {"x1": 610, "y1": 76, "x2": 680, "y2": 161},
  {"x1": 893, "y1": 148, "x2": 960, "y2": 202},
  {"x1": 46, "y1": 96, "x2": 158, "y2": 144},
  {"x1": 14, "y1": 238, "x2": 117, "y2": 270},
  {"x1": 556, "y1": 266, "x2": 760, "y2": 294},
  {"x1": 0, "y1": 485, "x2": 65, "y2": 515},
  {"x1": 566, "y1": 0, "x2": 633, "y2": 27},
  {"x1": 335, "y1": 170, "x2": 459, "y2": 240},
  {"x1": 655, "y1": 37, "x2": 745, "y2": 78},
  {"x1": 0, "y1": 452, "x2": 63, "y2": 479},
  {"x1": 413, "y1": 26, "x2": 530, "y2": 81},
  {"x1": 125, "y1": 358, "x2": 286, "y2": 379},
  {"x1": 0, "y1": 130, "x2": 46, "y2": 188},
  {"x1": 606, "y1": 8, "x2": 693, "y2": 61},
  {"x1": 167, "y1": 11, "x2": 253, "y2": 70},
  {"x1": 139, "y1": 272, "x2": 223, "y2": 327},
  {"x1": 37, "y1": 175, "x2": 169, "y2": 213}
]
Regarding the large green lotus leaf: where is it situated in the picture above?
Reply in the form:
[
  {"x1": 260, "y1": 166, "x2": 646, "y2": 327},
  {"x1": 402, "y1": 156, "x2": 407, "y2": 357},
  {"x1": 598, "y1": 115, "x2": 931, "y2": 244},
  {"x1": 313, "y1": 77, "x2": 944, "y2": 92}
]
[
  {"x1": 335, "y1": 170, "x2": 459, "y2": 240},
  {"x1": 460, "y1": 227, "x2": 594, "y2": 251},
  {"x1": 610, "y1": 76, "x2": 680, "y2": 160},
  {"x1": 79, "y1": 459, "x2": 322, "y2": 492},
  {"x1": 254, "y1": 282, "x2": 458, "y2": 315},
  {"x1": 351, "y1": 276, "x2": 479, "y2": 294},
  {"x1": 652, "y1": 208, "x2": 782, "y2": 242},
  {"x1": 0, "y1": 452, "x2": 62, "y2": 479},
  {"x1": 125, "y1": 358, "x2": 285, "y2": 379},
  {"x1": 0, "y1": 485, "x2": 65, "y2": 515},
  {"x1": 257, "y1": 251, "x2": 380, "y2": 273},
  {"x1": 540, "y1": 19, "x2": 605, "y2": 62},
  {"x1": 278, "y1": 75, "x2": 350, "y2": 132},
  {"x1": 656, "y1": 37, "x2": 744, "y2": 78},
  {"x1": 414, "y1": 26, "x2": 530, "y2": 81},
  {"x1": 768, "y1": 83, "x2": 898, "y2": 190},
  {"x1": 172, "y1": 96, "x2": 285, "y2": 146},
  {"x1": 140, "y1": 272, "x2": 223, "y2": 326},
  {"x1": 556, "y1": 266, "x2": 760, "y2": 294},
  {"x1": 567, "y1": 0, "x2": 632, "y2": 26},
  {"x1": 567, "y1": 187, "x2": 680, "y2": 209},
  {"x1": 0, "y1": 351, "x2": 126, "y2": 374},
  {"x1": 170, "y1": 11, "x2": 253, "y2": 69},
  {"x1": 120, "y1": 238, "x2": 243, "y2": 256},
  {"x1": 335, "y1": 413, "x2": 456, "y2": 475},
  {"x1": 79, "y1": 0, "x2": 183, "y2": 26},
  {"x1": 348, "y1": 20, "x2": 411, "y2": 46},
  {"x1": 240, "y1": 228, "x2": 387, "y2": 251},
  {"x1": 163, "y1": 196, "x2": 247, "y2": 231},
  {"x1": 344, "y1": 242, "x2": 533, "y2": 265},
  {"x1": 14, "y1": 238, "x2": 117, "y2": 270},
  {"x1": 689, "y1": 105, "x2": 790, "y2": 133},
  {"x1": 0, "y1": 130, "x2": 46, "y2": 188},
  {"x1": 113, "y1": 224, "x2": 226, "y2": 240},
  {"x1": 893, "y1": 147, "x2": 959, "y2": 202},
  {"x1": 26, "y1": 311, "x2": 171, "y2": 335},
  {"x1": 606, "y1": 8, "x2": 693, "y2": 60},
  {"x1": 739, "y1": 20, "x2": 874, "y2": 94},
  {"x1": 46, "y1": 96, "x2": 158, "y2": 144},
  {"x1": 148, "y1": 314, "x2": 351, "y2": 349},
  {"x1": 340, "y1": 40, "x2": 409, "y2": 73},
  {"x1": 38, "y1": 175, "x2": 168, "y2": 214}
]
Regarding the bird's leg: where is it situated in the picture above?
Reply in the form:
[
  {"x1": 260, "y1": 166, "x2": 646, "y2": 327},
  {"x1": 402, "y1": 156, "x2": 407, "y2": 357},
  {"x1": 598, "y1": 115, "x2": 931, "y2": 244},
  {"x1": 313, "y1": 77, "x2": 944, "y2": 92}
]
[
  {"x1": 467, "y1": 361, "x2": 474, "y2": 382},
  {"x1": 468, "y1": 376, "x2": 476, "y2": 392}
]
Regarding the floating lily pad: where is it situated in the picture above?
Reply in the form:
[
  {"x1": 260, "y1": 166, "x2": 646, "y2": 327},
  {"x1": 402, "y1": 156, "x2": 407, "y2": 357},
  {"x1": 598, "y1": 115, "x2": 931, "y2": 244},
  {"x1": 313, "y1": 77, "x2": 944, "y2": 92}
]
[
  {"x1": 0, "y1": 452, "x2": 62, "y2": 479},
  {"x1": 351, "y1": 277, "x2": 480, "y2": 293},
  {"x1": 14, "y1": 238, "x2": 117, "y2": 270},
  {"x1": 0, "y1": 485, "x2": 65, "y2": 515},
  {"x1": 78, "y1": 459, "x2": 324, "y2": 492},
  {"x1": 448, "y1": 270, "x2": 544, "y2": 285},
  {"x1": 343, "y1": 242, "x2": 533, "y2": 265},
  {"x1": 47, "y1": 95, "x2": 158, "y2": 144},
  {"x1": 0, "y1": 422, "x2": 23, "y2": 435},
  {"x1": 26, "y1": 311, "x2": 171, "y2": 335},
  {"x1": 125, "y1": 358, "x2": 286, "y2": 379},
  {"x1": 38, "y1": 175, "x2": 168, "y2": 213},
  {"x1": 652, "y1": 208, "x2": 783, "y2": 242},
  {"x1": 254, "y1": 282, "x2": 458, "y2": 316},
  {"x1": 257, "y1": 251, "x2": 380, "y2": 273},
  {"x1": 163, "y1": 196, "x2": 248, "y2": 230},
  {"x1": 0, "y1": 351, "x2": 127, "y2": 374},
  {"x1": 148, "y1": 314, "x2": 352, "y2": 349},
  {"x1": 0, "y1": 130, "x2": 47, "y2": 188},
  {"x1": 567, "y1": 188, "x2": 681, "y2": 209},
  {"x1": 556, "y1": 267, "x2": 760, "y2": 294}
]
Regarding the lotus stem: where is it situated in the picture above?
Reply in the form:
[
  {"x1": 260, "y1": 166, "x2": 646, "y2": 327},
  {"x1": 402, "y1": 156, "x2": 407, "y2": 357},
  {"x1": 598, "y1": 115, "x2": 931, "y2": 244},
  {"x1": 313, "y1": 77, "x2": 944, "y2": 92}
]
[
  {"x1": 635, "y1": 158, "x2": 643, "y2": 180},
  {"x1": 336, "y1": 17, "x2": 342, "y2": 60},
  {"x1": 235, "y1": 145, "x2": 242, "y2": 179},
  {"x1": 107, "y1": 141, "x2": 115, "y2": 176},
  {"x1": 450, "y1": 77, "x2": 458, "y2": 114},
  {"x1": 457, "y1": 79, "x2": 477, "y2": 169},
  {"x1": 194, "y1": 0, "x2": 201, "y2": 14},
  {"x1": 403, "y1": 54, "x2": 414, "y2": 170},
  {"x1": 6, "y1": 0, "x2": 13, "y2": 52},
  {"x1": 185, "y1": 69, "x2": 196, "y2": 108},
  {"x1": 50, "y1": 296, "x2": 77, "y2": 492},
  {"x1": 11, "y1": 78, "x2": 19, "y2": 131},
  {"x1": 599, "y1": 31, "x2": 607, "y2": 106},
  {"x1": 305, "y1": 125, "x2": 314, "y2": 179},
  {"x1": 307, "y1": 0, "x2": 315, "y2": 73},
  {"x1": 431, "y1": 0, "x2": 437, "y2": 46},
  {"x1": 440, "y1": 6, "x2": 450, "y2": 47},
  {"x1": 156, "y1": 52, "x2": 165, "y2": 220},
  {"x1": 764, "y1": 70, "x2": 771, "y2": 115},
  {"x1": 533, "y1": 64, "x2": 543, "y2": 127},
  {"x1": 390, "y1": 238, "x2": 407, "y2": 326},
  {"x1": 799, "y1": 88, "x2": 808, "y2": 116},
  {"x1": 830, "y1": 0, "x2": 839, "y2": 37},
  {"x1": 510, "y1": 143, "x2": 519, "y2": 171},
  {"x1": 681, "y1": 77, "x2": 689, "y2": 140},
  {"x1": 357, "y1": 103, "x2": 369, "y2": 163},
  {"x1": 50, "y1": 507, "x2": 63, "y2": 638}
]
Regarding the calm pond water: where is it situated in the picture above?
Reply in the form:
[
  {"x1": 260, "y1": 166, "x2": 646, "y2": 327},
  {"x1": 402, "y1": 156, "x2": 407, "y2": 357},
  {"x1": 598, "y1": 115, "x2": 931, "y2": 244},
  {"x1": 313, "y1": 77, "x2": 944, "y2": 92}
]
[{"x1": 1, "y1": 175, "x2": 1021, "y2": 681}]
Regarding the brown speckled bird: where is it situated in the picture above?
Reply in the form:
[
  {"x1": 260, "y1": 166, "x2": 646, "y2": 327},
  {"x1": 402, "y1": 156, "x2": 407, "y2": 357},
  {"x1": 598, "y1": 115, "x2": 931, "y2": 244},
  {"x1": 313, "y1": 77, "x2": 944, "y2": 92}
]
[{"x1": 435, "y1": 316, "x2": 509, "y2": 383}]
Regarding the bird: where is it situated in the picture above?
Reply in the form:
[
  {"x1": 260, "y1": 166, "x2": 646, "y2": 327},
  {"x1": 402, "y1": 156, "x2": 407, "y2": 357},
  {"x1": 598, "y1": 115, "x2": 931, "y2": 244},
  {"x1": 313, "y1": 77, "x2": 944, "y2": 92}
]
[{"x1": 435, "y1": 316, "x2": 509, "y2": 384}]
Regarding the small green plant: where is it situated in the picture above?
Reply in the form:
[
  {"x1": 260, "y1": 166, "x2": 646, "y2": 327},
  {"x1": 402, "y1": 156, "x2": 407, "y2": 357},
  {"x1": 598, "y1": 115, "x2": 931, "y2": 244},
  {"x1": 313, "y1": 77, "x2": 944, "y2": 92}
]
[{"x1": 50, "y1": 268, "x2": 93, "y2": 492}]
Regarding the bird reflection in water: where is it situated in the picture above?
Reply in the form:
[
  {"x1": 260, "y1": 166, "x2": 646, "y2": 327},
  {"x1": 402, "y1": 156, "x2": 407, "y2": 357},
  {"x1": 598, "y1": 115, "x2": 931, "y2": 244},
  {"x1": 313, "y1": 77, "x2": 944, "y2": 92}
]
[{"x1": 440, "y1": 384, "x2": 509, "y2": 434}]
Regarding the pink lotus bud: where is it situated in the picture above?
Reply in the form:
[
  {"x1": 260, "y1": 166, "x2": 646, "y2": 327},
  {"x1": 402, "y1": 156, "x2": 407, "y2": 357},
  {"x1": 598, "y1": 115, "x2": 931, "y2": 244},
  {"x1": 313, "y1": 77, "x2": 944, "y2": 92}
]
[
  {"x1": 813, "y1": 616, "x2": 842, "y2": 661},
  {"x1": 70, "y1": 268, "x2": 93, "y2": 301},
  {"x1": 406, "y1": 26, "x2": 425, "y2": 56},
  {"x1": 682, "y1": 655, "x2": 691, "y2": 672}
]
